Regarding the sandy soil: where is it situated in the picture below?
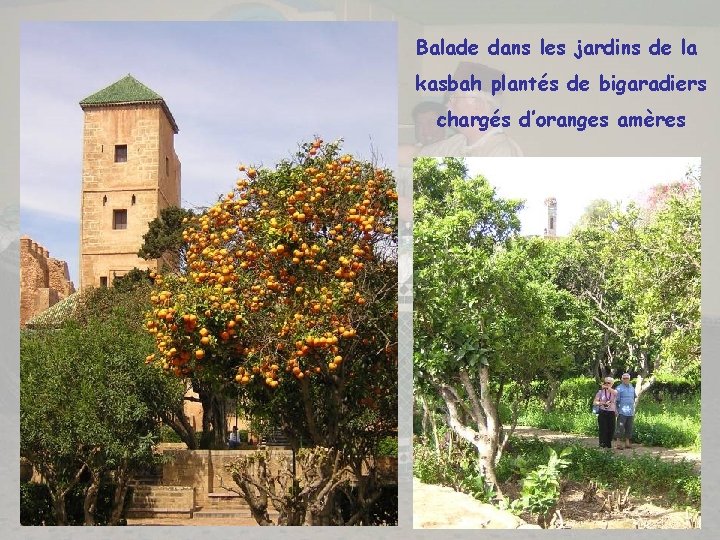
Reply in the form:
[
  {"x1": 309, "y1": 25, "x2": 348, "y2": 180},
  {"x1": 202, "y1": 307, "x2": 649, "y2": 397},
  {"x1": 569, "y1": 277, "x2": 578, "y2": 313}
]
[{"x1": 413, "y1": 478, "x2": 534, "y2": 529}]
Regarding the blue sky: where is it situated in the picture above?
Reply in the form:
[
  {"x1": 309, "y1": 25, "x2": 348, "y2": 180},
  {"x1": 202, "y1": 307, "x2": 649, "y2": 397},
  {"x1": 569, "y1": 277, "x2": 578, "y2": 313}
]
[{"x1": 20, "y1": 22, "x2": 397, "y2": 286}]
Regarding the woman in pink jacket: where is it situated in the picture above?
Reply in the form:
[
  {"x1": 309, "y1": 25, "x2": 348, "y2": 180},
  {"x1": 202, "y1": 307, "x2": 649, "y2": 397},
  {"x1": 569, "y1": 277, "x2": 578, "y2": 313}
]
[{"x1": 594, "y1": 376, "x2": 618, "y2": 449}]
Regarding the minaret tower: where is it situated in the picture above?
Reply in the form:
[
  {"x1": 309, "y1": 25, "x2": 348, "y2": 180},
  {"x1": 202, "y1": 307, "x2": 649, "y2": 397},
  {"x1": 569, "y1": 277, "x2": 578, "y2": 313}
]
[
  {"x1": 78, "y1": 75, "x2": 181, "y2": 289},
  {"x1": 544, "y1": 197, "x2": 557, "y2": 238}
]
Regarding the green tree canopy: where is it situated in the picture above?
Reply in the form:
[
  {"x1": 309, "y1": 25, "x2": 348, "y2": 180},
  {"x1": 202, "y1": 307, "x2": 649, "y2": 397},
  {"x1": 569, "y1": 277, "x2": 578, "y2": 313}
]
[
  {"x1": 144, "y1": 139, "x2": 398, "y2": 524},
  {"x1": 414, "y1": 158, "x2": 573, "y2": 494},
  {"x1": 21, "y1": 285, "x2": 188, "y2": 525}
]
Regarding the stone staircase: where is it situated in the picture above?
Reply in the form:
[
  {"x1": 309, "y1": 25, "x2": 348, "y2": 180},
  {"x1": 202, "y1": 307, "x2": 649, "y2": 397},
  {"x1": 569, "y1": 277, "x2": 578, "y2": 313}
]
[
  {"x1": 193, "y1": 489, "x2": 255, "y2": 519},
  {"x1": 126, "y1": 475, "x2": 259, "y2": 520},
  {"x1": 126, "y1": 483, "x2": 195, "y2": 518}
]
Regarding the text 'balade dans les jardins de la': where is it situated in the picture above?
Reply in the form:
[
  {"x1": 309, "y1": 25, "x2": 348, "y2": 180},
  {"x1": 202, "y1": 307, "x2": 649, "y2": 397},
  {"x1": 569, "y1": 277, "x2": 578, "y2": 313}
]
[{"x1": 415, "y1": 37, "x2": 707, "y2": 131}]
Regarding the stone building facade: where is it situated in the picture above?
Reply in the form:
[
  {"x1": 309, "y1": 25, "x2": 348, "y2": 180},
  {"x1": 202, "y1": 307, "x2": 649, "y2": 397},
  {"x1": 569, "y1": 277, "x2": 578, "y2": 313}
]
[
  {"x1": 79, "y1": 74, "x2": 181, "y2": 289},
  {"x1": 20, "y1": 236, "x2": 75, "y2": 326}
]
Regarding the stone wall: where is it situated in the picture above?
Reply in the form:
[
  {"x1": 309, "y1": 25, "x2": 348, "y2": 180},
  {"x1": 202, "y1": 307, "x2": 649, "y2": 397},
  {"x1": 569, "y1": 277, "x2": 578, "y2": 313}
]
[
  {"x1": 160, "y1": 448, "x2": 397, "y2": 511},
  {"x1": 161, "y1": 449, "x2": 294, "y2": 509},
  {"x1": 20, "y1": 236, "x2": 75, "y2": 326}
]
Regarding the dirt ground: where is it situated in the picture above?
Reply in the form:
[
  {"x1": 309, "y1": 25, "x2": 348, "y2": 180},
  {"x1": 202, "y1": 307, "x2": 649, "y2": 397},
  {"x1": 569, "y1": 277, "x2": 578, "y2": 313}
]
[
  {"x1": 127, "y1": 516, "x2": 259, "y2": 526},
  {"x1": 550, "y1": 481, "x2": 700, "y2": 529},
  {"x1": 413, "y1": 478, "x2": 699, "y2": 530}
]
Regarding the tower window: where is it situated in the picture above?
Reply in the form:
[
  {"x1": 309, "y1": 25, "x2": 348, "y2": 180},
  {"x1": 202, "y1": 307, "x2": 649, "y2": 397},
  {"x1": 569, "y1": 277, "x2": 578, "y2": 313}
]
[
  {"x1": 114, "y1": 145, "x2": 127, "y2": 162},
  {"x1": 549, "y1": 217, "x2": 554, "y2": 230},
  {"x1": 113, "y1": 209, "x2": 128, "y2": 230},
  {"x1": 166, "y1": 156, "x2": 169, "y2": 176}
]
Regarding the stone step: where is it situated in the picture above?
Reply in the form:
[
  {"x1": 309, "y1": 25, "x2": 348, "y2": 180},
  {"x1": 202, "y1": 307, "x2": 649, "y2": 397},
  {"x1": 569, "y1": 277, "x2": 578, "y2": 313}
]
[
  {"x1": 126, "y1": 508, "x2": 194, "y2": 518},
  {"x1": 193, "y1": 509, "x2": 280, "y2": 520},
  {"x1": 206, "y1": 491, "x2": 250, "y2": 510},
  {"x1": 193, "y1": 510, "x2": 253, "y2": 519},
  {"x1": 130, "y1": 476, "x2": 163, "y2": 486},
  {"x1": 127, "y1": 485, "x2": 195, "y2": 515}
]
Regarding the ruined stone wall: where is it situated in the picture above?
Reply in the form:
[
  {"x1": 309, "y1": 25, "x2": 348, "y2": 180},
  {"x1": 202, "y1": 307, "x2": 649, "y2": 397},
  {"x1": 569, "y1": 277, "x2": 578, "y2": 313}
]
[{"x1": 20, "y1": 236, "x2": 75, "y2": 326}]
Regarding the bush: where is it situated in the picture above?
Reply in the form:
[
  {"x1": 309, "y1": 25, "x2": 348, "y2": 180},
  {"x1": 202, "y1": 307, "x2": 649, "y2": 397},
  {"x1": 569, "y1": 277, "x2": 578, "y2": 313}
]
[
  {"x1": 553, "y1": 377, "x2": 599, "y2": 412},
  {"x1": 20, "y1": 481, "x2": 131, "y2": 526},
  {"x1": 20, "y1": 483, "x2": 55, "y2": 526},
  {"x1": 507, "y1": 447, "x2": 572, "y2": 528},
  {"x1": 160, "y1": 424, "x2": 182, "y2": 443},
  {"x1": 649, "y1": 372, "x2": 700, "y2": 399},
  {"x1": 413, "y1": 441, "x2": 448, "y2": 486},
  {"x1": 378, "y1": 436, "x2": 398, "y2": 457},
  {"x1": 413, "y1": 439, "x2": 495, "y2": 503}
]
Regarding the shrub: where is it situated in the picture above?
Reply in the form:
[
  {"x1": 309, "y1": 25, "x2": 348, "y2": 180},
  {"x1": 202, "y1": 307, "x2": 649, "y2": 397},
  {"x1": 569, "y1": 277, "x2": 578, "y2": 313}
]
[
  {"x1": 20, "y1": 483, "x2": 55, "y2": 526},
  {"x1": 413, "y1": 441, "x2": 449, "y2": 486},
  {"x1": 507, "y1": 447, "x2": 572, "y2": 528},
  {"x1": 650, "y1": 372, "x2": 700, "y2": 399},
  {"x1": 553, "y1": 377, "x2": 599, "y2": 412},
  {"x1": 413, "y1": 439, "x2": 495, "y2": 503},
  {"x1": 20, "y1": 480, "x2": 131, "y2": 526},
  {"x1": 378, "y1": 436, "x2": 398, "y2": 457}
]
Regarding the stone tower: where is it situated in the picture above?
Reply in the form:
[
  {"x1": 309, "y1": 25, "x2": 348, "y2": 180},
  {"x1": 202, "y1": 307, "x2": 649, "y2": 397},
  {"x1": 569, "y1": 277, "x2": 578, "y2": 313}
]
[
  {"x1": 544, "y1": 197, "x2": 557, "y2": 238},
  {"x1": 79, "y1": 75, "x2": 180, "y2": 289}
]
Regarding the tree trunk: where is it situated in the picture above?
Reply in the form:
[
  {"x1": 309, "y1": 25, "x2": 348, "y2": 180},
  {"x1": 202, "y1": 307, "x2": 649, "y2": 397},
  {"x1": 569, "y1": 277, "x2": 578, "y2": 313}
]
[
  {"x1": 108, "y1": 462, "x2": 130, "y2": 525},
  {"x1": 638, "y1": 351, "x2": 650, "y2": 378},
  {"x1": 634, "y1": 374, "x2": 655, "y2": 405},
  {"x1": 50, "y1": 492, "x2": 69, "y2": 526},
  {"x1": 436, "y1": 367, "x2": 504, "y2": 499},
  {"x1": 45, "y1": 462, "x2": 87, "y2": 525},
  {"x1": 197, "y1": 386, "x2": 229, "y2": 449},
  {"x1": 160, "y1": 405, "x2": 198, "y2": 449},
  {"x1": 420, "y1": 395, "x2": 441, "y2": 457},
  {"x1": 83, "y1": 468, "x2": 101, "y2": 525},
  {"x1": 544, "y1": 378, "x2": 560, "y2": 412}
]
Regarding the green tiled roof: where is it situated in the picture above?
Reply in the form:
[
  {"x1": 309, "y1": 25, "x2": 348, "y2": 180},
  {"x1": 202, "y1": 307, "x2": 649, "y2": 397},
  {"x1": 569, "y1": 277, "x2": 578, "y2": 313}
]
[
  {"x1": 80, "y1": 74, "x2": 179, "y2": 133},
  {"x1": 24, "y1": 291, "x2": 84, "y2": 329}
]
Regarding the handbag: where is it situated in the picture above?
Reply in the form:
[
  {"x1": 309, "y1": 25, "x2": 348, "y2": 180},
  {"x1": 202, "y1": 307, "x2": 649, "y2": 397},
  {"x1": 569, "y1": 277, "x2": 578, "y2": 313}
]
[{"x1": 592, "y1": 388, "x2": 609, "y2": 414}]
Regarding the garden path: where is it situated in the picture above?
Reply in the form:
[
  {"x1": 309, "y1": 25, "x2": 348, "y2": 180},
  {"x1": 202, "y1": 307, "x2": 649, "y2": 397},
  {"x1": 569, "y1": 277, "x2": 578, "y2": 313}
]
[{"x1": 508, "y1": 425, "x2": 701, "y2": 473}]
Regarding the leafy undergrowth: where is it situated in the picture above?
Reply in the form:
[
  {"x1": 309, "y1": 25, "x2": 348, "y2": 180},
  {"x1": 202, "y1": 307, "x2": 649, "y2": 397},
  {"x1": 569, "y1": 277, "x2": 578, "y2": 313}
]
[{"x1": 498, "y1": 437, "x2": 700, "y2": 510}]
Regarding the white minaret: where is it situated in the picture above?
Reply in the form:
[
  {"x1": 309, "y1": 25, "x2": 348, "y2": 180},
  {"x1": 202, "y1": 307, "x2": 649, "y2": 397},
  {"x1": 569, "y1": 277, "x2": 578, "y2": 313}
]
[{"x1": 544, "y1": 197, "x2": 557, "y2": 238}]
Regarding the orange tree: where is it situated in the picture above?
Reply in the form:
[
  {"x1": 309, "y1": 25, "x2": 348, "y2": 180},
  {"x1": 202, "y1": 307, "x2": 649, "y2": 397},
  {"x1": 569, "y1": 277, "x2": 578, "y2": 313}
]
[{"x1": 145, "y1": 139, "x2": 397, "y2": 521}]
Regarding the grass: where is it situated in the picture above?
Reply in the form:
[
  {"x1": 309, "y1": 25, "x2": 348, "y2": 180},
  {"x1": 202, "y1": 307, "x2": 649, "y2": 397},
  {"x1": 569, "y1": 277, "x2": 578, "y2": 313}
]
[
  {"x1": 414, "y1": 434, "x2": 700, "y2": 510},
  {"x1": 498, "y1": 437, "x2": 700, "y2": 509},
  {"x1": 502, "y1": 392, "x2": 700, "y2": 451}
]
